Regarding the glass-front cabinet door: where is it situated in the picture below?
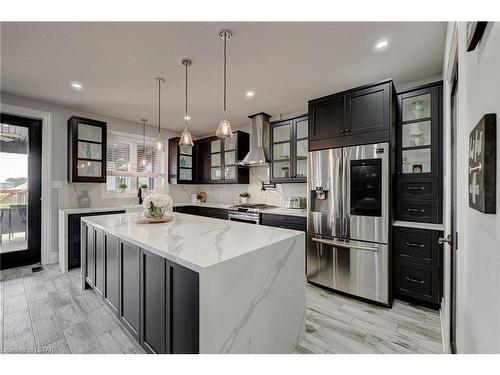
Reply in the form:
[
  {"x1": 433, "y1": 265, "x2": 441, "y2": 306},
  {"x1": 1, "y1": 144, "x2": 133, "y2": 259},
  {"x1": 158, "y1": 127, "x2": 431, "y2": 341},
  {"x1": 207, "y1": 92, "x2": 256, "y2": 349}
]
[
  {"x1": 68, "y1": 116, "x2": 107, "y2": 183},
  {"x1": 210, "y1": 139, "x2": 222, "y2": 181},
  {"x1": 270, "y1": 115, "x2": 308, "y2": 182},
  {"x1": 398, "y1": 90, "x2": 439, "y2": 177},
  {"x1": 179, "y1": 145, "x2": 194, "y2": 182}
]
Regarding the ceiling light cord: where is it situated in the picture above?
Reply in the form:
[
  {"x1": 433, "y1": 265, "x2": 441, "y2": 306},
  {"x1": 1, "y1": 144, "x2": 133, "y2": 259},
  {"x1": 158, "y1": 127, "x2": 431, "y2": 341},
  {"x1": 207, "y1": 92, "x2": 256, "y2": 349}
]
[
  {"x1": 157, "y1": 79, "x2": 161, "y2": 135},
  {"x1": 223, "y1": 30, "x2": 227, "y2": 119},
  {"x1": 185, "y1": 60, "x2": 189, "y2": 130}
]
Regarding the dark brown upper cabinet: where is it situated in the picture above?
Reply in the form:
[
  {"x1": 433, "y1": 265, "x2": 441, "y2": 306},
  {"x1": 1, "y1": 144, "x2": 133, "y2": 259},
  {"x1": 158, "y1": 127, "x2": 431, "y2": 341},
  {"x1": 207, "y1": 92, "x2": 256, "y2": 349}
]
[
  {"x1": 206, "y1": 131, "x2": 249, "y2": 184},
  {"x1": 270, "y1": 115, "x2": 308, "y2": 183},
  {"x1": 68, "y1": 116, "x2": 107, "y2": 183},
  {"x1": 168, "y1": 130, "x2": 249, "y2": 185},
  {"x1": 309, "y1": 80, "x2": 395, "y2": 150},
  {"x1": 168, "y1": 138, "x2": 197, "y2": 184}
]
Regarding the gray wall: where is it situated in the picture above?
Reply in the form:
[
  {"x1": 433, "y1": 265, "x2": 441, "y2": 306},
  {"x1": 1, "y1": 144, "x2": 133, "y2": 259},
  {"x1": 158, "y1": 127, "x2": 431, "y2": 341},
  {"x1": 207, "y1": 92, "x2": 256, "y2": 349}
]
[
  {"x1": 442, "y1": 22, "x2": 500, "y2": 353},
  {"x1": 1, "y1": 92, "x2": 179, "y2": 260}
]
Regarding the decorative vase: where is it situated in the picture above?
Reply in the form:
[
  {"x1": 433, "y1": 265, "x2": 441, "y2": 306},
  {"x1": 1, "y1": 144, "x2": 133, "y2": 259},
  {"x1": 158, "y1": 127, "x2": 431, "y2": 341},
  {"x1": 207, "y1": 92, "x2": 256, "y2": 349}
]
[
  {"x1": 147, "y1": 205, "x2": 166, "y2": 219},
  {"x1": 241, "y1": 197, "x2": 249, "y2": 204},
  {"x1": 411, "y1": 100, "x2": 425, "y2": 119}
]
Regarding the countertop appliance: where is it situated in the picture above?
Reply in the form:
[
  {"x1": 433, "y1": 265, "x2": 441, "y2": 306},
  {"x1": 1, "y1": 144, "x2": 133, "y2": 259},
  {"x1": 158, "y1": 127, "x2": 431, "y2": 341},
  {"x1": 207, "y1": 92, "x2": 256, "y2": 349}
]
[
  {"x1": 307, "y1": 142, "x2": 390, "y2": 305},
  {"x1": 228, "y1": 203, "x2": 277, "y2": 224},
  {"x1": 285, "y1": 196, "x2": 306, "y2": 209}
]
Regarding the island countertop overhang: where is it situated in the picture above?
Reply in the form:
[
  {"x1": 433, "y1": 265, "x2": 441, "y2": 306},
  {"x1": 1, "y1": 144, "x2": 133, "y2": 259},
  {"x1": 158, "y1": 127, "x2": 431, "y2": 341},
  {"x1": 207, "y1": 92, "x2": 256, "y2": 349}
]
[{"x1": 81, "y1": 212, "x2": 304, "y2": 273}]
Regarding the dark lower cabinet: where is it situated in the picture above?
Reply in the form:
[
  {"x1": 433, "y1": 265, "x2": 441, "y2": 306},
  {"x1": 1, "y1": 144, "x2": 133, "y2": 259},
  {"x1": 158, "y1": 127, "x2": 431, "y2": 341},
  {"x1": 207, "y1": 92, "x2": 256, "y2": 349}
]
[
  {"x1": 94, "y1": 229, "x2": 105, "y2": 298},
  {"x1": 140, "y1": 250, "x2": 166, "y2": 354},
  {"x1": 85, "y1": 224, "x2": 95, "y2": 287},
  {"x1": 119, "y1": 240, "x2": 141, "y2": 340},
  {"x1": 260, "y1": 213, "x2": 306, "y2": 231},
  {"x1": 173, "y1": 205, "x2": 228, "y2": 220},
  {"x1": 393, "y1": 226, "x2": 443, "y2": 308},
  {"x1": 169, "y1": 262, "x2": 199, "y2": 354},
  {"x1": 84, "y1": 223, "x2": 199, "y2": 354},
  {"x1": 194, "y1": 206, "x2": 228, "y2": 220},
  {"x1": 104, "y1": 233, "x2": 119, "y2": 315},
  {"x1": 68, "y1": 210, "x2": 125, "y2": 269}
]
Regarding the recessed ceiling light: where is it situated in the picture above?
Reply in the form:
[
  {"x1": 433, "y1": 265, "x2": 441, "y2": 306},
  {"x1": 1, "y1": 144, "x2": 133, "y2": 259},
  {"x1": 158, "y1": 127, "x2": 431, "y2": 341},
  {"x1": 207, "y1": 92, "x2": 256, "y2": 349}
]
[
  {"x1": 246, "y1": 90, "x2": 255, "y2": 98},
  {"x1": 375, "y1": 39, "x2": 389, "y2": 51},
  {"x1": 71, "y1": 82, "x2": 83, "y2": 90}
]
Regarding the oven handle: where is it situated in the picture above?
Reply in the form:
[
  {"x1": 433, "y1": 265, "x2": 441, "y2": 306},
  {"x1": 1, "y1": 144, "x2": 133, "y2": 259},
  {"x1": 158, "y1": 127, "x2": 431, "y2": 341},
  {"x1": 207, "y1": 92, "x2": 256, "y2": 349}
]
[{"x1": 312, "y1": 237, "x2": 379, "y2": 252}]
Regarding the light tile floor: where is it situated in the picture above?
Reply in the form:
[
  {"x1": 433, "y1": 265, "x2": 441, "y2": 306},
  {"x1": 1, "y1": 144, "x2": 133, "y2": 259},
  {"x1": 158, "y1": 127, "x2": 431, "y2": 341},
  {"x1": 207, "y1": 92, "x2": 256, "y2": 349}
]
[
  {"x1": 0, "y1": 264, "x2": 443, "y2": 354},
  {"x1": 0, "y1": 264, "x2": 145, "y2": 354},
  {"x1": 296, "y1": 284, "x2": 443, "y2": 354}
]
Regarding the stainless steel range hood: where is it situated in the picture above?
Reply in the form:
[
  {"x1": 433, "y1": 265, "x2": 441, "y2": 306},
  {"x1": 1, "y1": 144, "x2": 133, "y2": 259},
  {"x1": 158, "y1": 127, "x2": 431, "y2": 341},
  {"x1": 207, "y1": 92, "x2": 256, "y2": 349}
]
[{"x1": 239, "y1": 112, "x2": 271, "y2": 166}]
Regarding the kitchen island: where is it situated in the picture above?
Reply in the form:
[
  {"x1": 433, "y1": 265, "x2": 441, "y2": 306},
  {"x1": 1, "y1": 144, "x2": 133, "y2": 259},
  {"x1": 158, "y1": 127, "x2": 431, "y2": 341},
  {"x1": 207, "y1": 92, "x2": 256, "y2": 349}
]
[{"x1": 81, "y1": 212, "x2": 305, "y2": 354}]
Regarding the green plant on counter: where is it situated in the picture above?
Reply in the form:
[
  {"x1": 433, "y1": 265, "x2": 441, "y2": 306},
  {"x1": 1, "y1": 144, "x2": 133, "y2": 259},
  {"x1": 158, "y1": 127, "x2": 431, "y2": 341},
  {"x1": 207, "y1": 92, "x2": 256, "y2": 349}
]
[
  {"x1": 118, "y1": 182, "x2": 128, "y2": 192},
  {"x1": 140, "y1": 183, "x2": 148, "y2": 190},
  {"x1": 239, "y1": 192, "x2": 251, "y2": 198}
]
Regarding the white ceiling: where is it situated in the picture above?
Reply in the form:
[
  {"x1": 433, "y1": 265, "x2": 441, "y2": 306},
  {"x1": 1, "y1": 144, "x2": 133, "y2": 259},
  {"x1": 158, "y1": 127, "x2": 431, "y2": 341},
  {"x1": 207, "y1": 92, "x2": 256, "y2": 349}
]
[{"x1": 1, "y1": 22, "x2": 446, "y2": 136}]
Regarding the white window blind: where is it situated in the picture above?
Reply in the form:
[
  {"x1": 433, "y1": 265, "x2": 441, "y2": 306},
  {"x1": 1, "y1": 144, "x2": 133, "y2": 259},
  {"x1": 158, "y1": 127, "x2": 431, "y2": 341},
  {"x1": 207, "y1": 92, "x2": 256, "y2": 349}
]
[{"x1": 106, "y1": 131, "x2": 165, "y2": 178}]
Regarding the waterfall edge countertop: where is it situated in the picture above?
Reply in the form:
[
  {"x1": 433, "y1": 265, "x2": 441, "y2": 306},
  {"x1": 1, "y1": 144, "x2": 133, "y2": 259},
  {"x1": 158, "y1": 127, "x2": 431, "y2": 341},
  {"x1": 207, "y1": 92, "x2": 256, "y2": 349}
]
[
  {"x1": 81, "y1": 212, "x2": 304, "y2": 273},
  {"x1": 82, "y1": 211, "x2": 306, "y2": 353}
]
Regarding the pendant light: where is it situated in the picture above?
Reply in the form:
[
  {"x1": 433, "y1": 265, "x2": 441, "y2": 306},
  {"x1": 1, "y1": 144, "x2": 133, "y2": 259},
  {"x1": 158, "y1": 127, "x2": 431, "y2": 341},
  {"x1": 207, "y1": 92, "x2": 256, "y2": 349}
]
[
  {"x1": 140, "y1": 118, "x2": 148, "y2": 167},
  {"x1": 216, "y1": 29, "x2": 234, "y2": 139},
  {"x1": 153, "y1": 77, "x2": 166, "y2": 151},
  {"x1": 179, "y1": 58, "x2": 194, "y2": 147}
]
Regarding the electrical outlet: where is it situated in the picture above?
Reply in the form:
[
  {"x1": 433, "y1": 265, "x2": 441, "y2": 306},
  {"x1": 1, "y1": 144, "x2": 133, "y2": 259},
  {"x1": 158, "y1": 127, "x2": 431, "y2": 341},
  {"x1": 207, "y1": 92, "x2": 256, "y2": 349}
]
[{"x1": 50, "y1": 180, "x2": 64, "y2": 189}]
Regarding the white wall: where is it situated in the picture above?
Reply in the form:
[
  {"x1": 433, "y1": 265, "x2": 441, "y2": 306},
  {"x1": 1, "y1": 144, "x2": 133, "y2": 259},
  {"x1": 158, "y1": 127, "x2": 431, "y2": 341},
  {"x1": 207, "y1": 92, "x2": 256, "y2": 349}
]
[
  {"x1": 0, "y1": 92, "x2": 181, "y2": 260},
  {"x1": 442, "y1": 22, "x2": 500, "y2": 353}
]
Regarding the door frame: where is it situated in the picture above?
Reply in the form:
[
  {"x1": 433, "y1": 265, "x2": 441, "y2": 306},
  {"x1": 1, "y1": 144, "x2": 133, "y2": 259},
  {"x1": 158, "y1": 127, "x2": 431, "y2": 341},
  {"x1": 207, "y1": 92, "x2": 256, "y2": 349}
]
[
  {"x1": 441, "y1": 22, "x2": 459, "y2": 354},
  {"x1": 1, "y1": 103, "x2": 53, "y2": 265}
]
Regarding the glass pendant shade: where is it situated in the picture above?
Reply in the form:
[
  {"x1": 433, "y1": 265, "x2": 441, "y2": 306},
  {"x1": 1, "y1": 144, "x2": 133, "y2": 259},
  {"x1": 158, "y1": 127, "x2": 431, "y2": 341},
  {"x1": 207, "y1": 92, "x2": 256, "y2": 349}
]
[
  {"x1": 216, "y1": 119, "x2": 233, "y2": 138},
  {"x1": 154, "y1": 137, "x2": 165, "y2": 151},
  {"x1": 179, "y1": 129, "x2": 194, "y2": 147}
]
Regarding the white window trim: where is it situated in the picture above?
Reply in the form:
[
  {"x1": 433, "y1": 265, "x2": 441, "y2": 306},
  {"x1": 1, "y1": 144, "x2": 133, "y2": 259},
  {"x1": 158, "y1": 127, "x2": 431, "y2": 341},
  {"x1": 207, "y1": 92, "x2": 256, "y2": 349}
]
[{"x1": 102, "y1": 129, "x2": 167, "y2": 198}]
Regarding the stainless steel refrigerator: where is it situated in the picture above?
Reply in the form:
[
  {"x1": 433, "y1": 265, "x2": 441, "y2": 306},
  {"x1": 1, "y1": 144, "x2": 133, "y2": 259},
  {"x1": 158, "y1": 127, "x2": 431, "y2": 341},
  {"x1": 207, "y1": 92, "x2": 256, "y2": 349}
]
[{"x1": 307, "y1": 142, "x2": 390, "y2": 305}]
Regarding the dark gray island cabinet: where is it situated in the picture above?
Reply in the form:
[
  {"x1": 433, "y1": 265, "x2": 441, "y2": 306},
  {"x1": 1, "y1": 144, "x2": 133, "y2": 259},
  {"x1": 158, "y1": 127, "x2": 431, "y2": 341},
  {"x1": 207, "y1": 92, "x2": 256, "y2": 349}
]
[
  {"x1": 81, "y1": 221, "x2": 199, "y2": 354},
  {"x1": 81, "y1": 212, "x2": 305, "y2": 354}
]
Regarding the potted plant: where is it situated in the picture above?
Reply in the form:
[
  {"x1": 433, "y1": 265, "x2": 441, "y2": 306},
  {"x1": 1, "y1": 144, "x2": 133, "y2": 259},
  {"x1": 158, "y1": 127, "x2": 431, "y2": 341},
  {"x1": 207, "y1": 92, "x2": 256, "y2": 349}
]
[
  {"x1": 239, "y1": 192, "x2": 250, "y2": 204},
  {"x1": 140, "y1": 183, "x2": 148, "y2": 191},
  {"x1": 118, "y1": 182, "x2": 128, "y2": 192}
]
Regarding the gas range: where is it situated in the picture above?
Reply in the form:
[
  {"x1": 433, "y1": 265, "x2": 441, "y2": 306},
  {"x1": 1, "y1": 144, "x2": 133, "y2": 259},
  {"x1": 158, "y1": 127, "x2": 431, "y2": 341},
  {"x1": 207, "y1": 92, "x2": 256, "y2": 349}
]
[{"x1": 228, "y1": 204, "x2": 277, "y2": 224}]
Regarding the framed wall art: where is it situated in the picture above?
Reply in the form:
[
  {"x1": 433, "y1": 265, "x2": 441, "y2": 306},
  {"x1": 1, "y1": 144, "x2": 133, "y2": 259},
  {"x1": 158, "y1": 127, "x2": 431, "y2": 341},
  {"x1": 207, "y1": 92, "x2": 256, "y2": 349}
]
[{"x1": 469, "y1": 113, "x2": 496, "y2": 214}]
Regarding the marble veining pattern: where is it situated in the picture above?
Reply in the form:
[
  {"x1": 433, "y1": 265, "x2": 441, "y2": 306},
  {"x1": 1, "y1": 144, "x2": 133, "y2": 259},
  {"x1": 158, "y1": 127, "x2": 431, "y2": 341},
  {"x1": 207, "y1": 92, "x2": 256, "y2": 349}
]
[
  {"x1": 218, "y1": 237, "x2": 298, "y2": 353},
  {"x1": 81, "y1": 212, "x2": 304, "y2": 271}
]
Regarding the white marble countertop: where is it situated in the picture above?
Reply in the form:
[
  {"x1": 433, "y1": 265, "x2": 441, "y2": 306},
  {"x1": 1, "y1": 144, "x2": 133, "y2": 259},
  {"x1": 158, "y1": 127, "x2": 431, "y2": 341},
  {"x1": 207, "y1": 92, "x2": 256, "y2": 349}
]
[
  {"x1": 393, "y1": 220, "x2": 445, "y2": 231},
  {"x1": 173, "y1": 202, "x2": 308, "y2": 217},
  {"x1": 59, "y1": 204, "x2": 143, "y2": 215},
  {"x1": 263, "y1": 208, "x2": 307, "y2": 217},
  {"x1": 82, "y1": 212, "x2": 303, "y2": 272},
  {"x1": 172, "y1": 202, "x2": 233, "y2": 209}
]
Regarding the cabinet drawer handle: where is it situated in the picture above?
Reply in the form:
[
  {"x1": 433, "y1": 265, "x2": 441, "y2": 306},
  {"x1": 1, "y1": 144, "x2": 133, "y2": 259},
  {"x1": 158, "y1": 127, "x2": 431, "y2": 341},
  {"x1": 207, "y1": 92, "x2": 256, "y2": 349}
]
[
  {"x1": 407, "y1": 208, "x2": 425, "y2": 213},
  {"x1": 407, "y1": 186, "x2": 425, "y2": 191},
  {"x1": 406, "y1": 276, "x2": 425, "y2": 285},
  {"x1": 406, "y1": 242, "x2": 425, "y2": 248}
]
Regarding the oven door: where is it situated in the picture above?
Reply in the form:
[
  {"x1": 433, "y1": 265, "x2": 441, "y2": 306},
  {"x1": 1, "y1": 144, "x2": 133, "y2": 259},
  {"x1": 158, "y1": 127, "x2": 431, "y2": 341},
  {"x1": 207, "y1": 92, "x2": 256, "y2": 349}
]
[
  {"x1": 343, "y1": 142, "x2": 389, "y2": 244},
  {"x1": 306, "y1": 234, "x2": 389, "y2": 305}
]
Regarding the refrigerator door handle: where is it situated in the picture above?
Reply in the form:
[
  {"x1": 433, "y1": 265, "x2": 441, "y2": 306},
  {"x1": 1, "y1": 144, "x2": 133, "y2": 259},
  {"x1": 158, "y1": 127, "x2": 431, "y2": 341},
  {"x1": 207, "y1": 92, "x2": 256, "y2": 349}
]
[{"x1": 311, "y1": 237, "x2": 380, "y2": 252}]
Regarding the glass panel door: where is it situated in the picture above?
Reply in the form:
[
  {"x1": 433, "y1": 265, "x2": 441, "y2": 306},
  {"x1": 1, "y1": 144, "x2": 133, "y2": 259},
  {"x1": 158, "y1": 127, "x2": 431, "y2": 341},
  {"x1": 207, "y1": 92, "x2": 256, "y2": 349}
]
[
  {"x1": 0, "y1": 114, "x2": 42, "y2": 269},
  {"x1": 0, "y1": 124, "x2": 28, "y2": 254}
]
